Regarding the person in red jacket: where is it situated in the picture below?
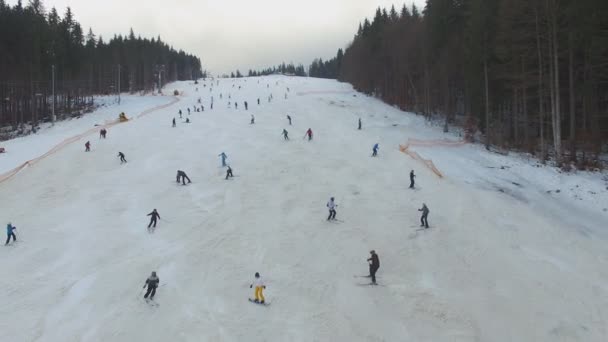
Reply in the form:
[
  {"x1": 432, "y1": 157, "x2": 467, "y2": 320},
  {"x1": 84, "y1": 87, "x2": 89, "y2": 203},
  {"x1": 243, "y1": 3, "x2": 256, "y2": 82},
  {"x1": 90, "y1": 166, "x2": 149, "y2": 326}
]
[{"x1": 304, "y1": 128, "x2": 313, "y2": 141}]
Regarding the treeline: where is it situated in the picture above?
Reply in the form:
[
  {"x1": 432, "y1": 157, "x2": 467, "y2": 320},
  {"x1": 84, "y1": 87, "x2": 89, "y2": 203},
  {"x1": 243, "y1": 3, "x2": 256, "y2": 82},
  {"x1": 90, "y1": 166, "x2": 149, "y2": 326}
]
[
  {"x1": 230, "y1": 62, "x2": 306, "y2": 78},
  {"x1": 308, "y1": 49, "x2": 343, "y2": 79},
  {"x1": 0, "y1": 0, "x2": 203, "y2": 132},
  {"x1": 315, "y1": 1, "x2": 608, "y2": 167}
]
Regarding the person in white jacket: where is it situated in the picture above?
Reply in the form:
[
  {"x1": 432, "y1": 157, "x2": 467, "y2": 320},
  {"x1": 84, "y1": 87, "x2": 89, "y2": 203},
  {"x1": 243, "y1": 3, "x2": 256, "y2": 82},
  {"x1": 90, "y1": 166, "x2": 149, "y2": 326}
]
[
  {"x1": 327, "y1": 197, "x2": 337, "y2": 221},
  {"x1": 250, "y1": 272, "x2": 266, "y2": 303}
]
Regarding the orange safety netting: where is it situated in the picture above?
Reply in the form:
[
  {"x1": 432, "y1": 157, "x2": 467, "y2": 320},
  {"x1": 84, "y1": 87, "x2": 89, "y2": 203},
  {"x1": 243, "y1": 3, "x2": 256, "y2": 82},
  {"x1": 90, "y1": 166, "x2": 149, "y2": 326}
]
[
  {"x1": 399, "y1": 138, "x2": 467, "y2": 178},
  {"x1": 0, "y1": 96, "x2": 179, "y2": 184}
]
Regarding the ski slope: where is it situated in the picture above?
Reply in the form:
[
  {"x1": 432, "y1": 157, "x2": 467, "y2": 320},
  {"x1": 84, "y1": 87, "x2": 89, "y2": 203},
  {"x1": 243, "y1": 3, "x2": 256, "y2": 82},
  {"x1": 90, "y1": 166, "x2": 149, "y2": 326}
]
[{"x1": 0, "y1": 76, "x2": 607, "y2": 342}]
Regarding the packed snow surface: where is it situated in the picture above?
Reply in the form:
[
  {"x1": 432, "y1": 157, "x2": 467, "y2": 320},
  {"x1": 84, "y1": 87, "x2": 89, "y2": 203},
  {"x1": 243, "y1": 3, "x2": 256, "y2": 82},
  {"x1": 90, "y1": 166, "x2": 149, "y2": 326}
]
[{"x1": 0, "y1": 76, "x2": 607, "y2": 342}]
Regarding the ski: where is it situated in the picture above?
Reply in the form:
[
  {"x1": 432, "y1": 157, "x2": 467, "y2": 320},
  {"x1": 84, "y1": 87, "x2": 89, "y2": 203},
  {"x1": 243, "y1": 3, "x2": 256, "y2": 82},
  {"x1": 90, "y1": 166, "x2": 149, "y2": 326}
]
[{"x1": 144, "y1": 298, "x2": 159, "y2": 307}]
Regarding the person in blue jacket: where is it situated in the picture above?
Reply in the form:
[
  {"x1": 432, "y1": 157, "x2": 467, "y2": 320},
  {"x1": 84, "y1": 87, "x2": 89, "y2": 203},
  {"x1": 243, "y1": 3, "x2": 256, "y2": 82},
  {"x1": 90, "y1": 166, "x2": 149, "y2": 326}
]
[
  {"x1": 372, "y1": 143, "x2": 379, "y2": 157},
  {"x1": 218, "y1": 152, "x2": 228, "y2": 167},
  {"x1": 5, "y1": 222, "x2": 16, "y2": 245}
]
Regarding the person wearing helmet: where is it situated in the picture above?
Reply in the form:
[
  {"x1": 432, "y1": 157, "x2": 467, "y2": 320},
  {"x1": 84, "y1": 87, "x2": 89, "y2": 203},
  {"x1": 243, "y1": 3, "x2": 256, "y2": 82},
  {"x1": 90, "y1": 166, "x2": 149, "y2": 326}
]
[
  {"x1": 326, "y1": 197, "x2": 337, "y2": 221},
  {"x1": 5, "y1": 222, "x2": 16, "y2": 245},
  {"x1": 143, "y1": 271, "x2": 160, "y2": 299},
  {"x1": 250, "y1": 272, "x2": 266, "y2": 304},
  {"x1": 367, "y1": 250, "x2": 380, "y2": 285},
  {"x1": 419, "y1": 203, "x2": 429, "y2": 228}
]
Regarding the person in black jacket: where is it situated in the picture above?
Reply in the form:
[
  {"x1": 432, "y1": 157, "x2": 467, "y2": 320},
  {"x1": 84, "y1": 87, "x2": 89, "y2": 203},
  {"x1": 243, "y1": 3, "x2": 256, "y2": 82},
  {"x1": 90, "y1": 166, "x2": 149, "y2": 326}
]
[
  {"x1": 410, "y1": 170, "x2": 416, "y2": 189},
  {"x1": 225, "y1": 166, "x2": 233, "y2": 180},
  {"x1": 367, "y1": 250, "x2": 380, "y2": 285},
  {"x1": 118, "y1": 152, "x2": 127, "y2": 163},
  {"x1": 176, "y1": 170, "x2": 191, "y2": 185},
  {"x1": 147, "y1": 209, "x2": 160, "y2": 228},
  {"x1": 143, "y1": 271, "x2": 160, "y2": 299},
  {"x1": 418, "y1": 203, "x2": 429, "y2": 228}
]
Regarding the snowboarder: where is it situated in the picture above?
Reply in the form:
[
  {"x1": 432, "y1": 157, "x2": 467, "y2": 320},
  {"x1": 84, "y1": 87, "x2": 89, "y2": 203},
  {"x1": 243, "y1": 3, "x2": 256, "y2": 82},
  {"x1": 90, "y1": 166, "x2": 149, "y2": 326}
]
[
  {"x1": 5, "y1": 222, "x2": 16, "y2": 245},
  {"x1": 249, "y1": 272, "x2": 266, "y2": 304},
  {"x1": 85, "y1": 141, "x2": 91, "y2": 152},
  {"x1": 358, "y1": 118, "x2": 362, "y2": 130},
  {"x1": 250, "y1": 115, "x2": 255, "y2": 124},
  {"x1": 118, "y1": 152, "x2": 127, "y2": 163},
  {"x1": 225, "y1": 166, "x2": 233, "y2": 180},
  {"x1": 99, "y1": 128, "x2": 107, "y2": 139},
  {"x1": 287, "y1": 115, "x2": 292, "y2": 125},
  {"x1": 143, "y1": 271, "x2": 160, "y2": 299},
  {"x1": 367, "y1": 250, "x2": 380, "y2": 285},
  {"x1": 172, "y1": 118, "x2": 176, "y2": 127},
  {"x1": 187, "y1": 108, "x2": 191, "y2": 115},
  {"x1": 176, "y1": 170, "x2": 191, "y2": 185},
  {"x1": 244, "y1": 101, "x2": 248, "y2": 110},
  {"x1": 185, "y1": 118, "x2": 190, "y2": 123},
  {"x1": 147, "y1": 209, "x2": 161, "y2": 228},
  {"x1": 418, "y1": 203, "x2": 429, "y2": 228},
  {"x1": 257, "y1": 98, "x2": 260, "y2": 105},
  {"x1": 372, "y1": 143, "x2": 379, "y2": 157},
  {"x1": 409, "y1": 170, "x2": 416, "y2": 189},
  {"x1": 304, "y1": 128, "x2": 313, "y2": 141},
  {"x1": 218, "y1": 152, "x2": 228, "y2": 167},
  {"x1": 235, "y1": 102, "x2": 238, "y2": 109},
  {"x1": 282, "y1": 129, "x2": 289, "y2": 140},
  {"x1": 179, "y1": 110, "x2": 182, "y2": 118},
  {"x1": 326, "y1": 197, "x2": 337, "y2": 221}
]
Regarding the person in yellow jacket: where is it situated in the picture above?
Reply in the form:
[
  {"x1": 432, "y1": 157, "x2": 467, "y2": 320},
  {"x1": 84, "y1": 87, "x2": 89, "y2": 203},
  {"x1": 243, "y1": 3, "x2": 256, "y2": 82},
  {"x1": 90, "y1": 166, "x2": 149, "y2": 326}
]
[{"x1": 249, "y1": 272, "x2": 266, "y2": 304}]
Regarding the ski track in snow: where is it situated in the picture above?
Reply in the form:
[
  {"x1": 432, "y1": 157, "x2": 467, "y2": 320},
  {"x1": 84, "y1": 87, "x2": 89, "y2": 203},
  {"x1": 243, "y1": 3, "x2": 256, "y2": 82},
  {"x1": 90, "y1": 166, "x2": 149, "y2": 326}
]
[{"x1": 0, "y1": 76, "x2": 607, "y2": 342}]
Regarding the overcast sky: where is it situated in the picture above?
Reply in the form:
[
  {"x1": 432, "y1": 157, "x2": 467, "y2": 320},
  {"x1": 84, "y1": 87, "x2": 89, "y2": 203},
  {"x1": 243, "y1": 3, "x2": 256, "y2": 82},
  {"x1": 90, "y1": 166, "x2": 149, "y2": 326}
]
[{"x1": 8, "y1": 0, "x2": 426, "y2": 74}]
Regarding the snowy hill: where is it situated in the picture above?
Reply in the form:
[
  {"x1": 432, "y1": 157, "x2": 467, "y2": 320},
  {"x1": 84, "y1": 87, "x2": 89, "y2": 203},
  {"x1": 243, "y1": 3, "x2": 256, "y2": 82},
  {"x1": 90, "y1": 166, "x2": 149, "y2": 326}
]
[{"x1": 0, "y1": 76, "x2": 607, "y2": 342}]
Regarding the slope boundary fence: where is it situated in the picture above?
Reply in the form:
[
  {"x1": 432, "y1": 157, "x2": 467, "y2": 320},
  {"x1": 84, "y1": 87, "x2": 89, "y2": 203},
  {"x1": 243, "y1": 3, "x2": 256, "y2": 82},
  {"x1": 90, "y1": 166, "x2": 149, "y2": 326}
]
[
  {"x1": 0, "y1": 96, "x2": 180, "y2": 184},
  {"x1": 399, "y1": 138, "x2": 467, "y2": 178}
]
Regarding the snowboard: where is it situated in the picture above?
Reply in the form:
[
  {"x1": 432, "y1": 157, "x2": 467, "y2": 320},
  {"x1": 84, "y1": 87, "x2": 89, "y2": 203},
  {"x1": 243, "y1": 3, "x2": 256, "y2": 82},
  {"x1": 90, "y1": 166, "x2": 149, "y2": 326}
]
[
  {"x1": 355, "y1": 282, "x2": 385, "y2": 287},
  {"x1": 248, "y1": 298, "x2": 270, "y2": 306},
  {"x1": 144, "y1": 298, "x2": 159, "y2": 307}
]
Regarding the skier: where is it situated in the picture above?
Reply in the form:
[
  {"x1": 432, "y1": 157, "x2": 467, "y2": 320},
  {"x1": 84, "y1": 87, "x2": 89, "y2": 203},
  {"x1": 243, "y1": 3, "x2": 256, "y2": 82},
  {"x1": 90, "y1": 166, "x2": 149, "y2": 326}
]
[
  {"x1": 418, "y1": 203, "x2": 429, "y2": 228},
  {"x1": 304, "y1": 128, "x2": 313, "y2": 141},
  {"x1": 225, "y1": 166, "x2": 233, "y2": 180},
  {"x1": 118, "y1": 152, "x2": 127, "y2": 163},
  {"x1": 249, "y1": 272, "x2": 266, "y2": 304},
  {"x1": 143, "y1": 271, "x2": 160, "y2": 300},
  {"x1": 257, "y1": 98, "x2": 260, "y2": 105},
  {"x1": 176, "y1": 170, "x2": 191, "y2": 185},
  {"x1": 367, "y1": 250, "x2": 380, "y2": 285},
  {"x1": 99, "y1": 128, "x2": 107, "y2": 139},
  {"x1": 326, "y1": 197, "x2": 337, "y2": 221},
  {"x1": 244, "y1": 101, "x2": 248, "y2": 110},
  {"x1": 250, "y1": 115, "x2": 255, "y2": 124},
  {"x1": 179, "y1": 110, "x2": 182, "y2": 118},
  {"x1": 147, "y1": 209, "x2": 161, "y2": 228},
  {"x1": 235, "y1": 102, "x2": 238, "y2": 109},
  {"x1": 287, "y1": 115, "x2": 292, "y2": 125},
  {"x1": 218, "y1": 152, "x2": 228, "y2": 167},
  {"x1": 185, "y1": 118, "x2": 190, "y2": 123},
  {"x1": 409, "y1": 170, "x2": 416, "y2": 189},
  {"x1": 172, "y1": 118, "x2": 176, "y2": 127},
  {"x1": 358, "y1": 118, "x2": 362, "y2": 130},
  {"x1": 282, "y1": 129, "x2": 289, "y2": 140},
  {"x1": 5, "y1": 222, "x2": 16, "y2": 245},
  {"x1": 85, "y1": 141, "x2": 91, "y2": 152},
  {"x1": 187, "y1": 108, "x2": 191, "y2": 115},
  {"x1": 372, "y1": 143, "x2": 379, "y2": 157}
]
